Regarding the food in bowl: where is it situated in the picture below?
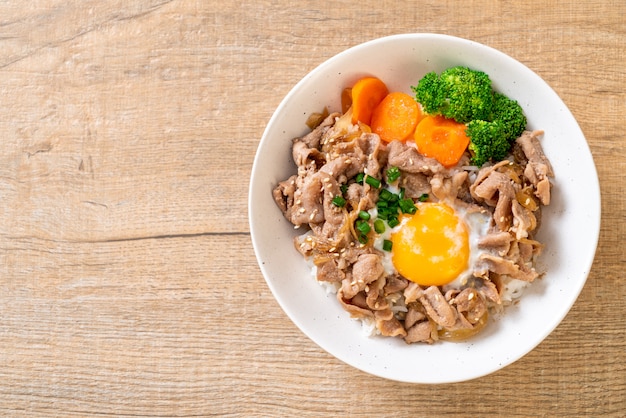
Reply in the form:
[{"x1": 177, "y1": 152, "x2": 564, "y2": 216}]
[{"x1": 272, "y1": 67, "x2": 554, "y2": 344}]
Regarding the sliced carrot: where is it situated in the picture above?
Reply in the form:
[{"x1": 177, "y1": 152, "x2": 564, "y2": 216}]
[
  {"x1": 413, "y1": 115, "x2": 470, "y2": 167},
  {"x1": 371, "y1": 92, "x2": 423, "y2": 143},
  {"x1": 350, "y1": 77, "x2": 389, "y2": 125}
]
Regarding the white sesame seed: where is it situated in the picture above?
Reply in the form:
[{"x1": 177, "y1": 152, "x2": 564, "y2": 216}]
[
  {"x1": 299, "y1": 208, "x2": 306, "y2": 213},
  {"x1": 468, "y1": 292, "x2": 474, "y2": 301}
]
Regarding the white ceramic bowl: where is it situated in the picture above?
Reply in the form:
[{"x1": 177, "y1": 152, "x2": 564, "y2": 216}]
[{"x1": 249, "y1": 34, "x2": 600, "y2": 383}]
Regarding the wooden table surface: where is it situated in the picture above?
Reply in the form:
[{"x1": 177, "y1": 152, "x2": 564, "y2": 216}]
[{"x1": 0, "y1": 1, "x2": 623, "y2": 416}]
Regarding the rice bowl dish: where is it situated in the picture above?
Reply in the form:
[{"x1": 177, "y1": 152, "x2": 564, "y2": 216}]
[{"x1": 249, "y1": 34, "x2": 600, "y2": 383}]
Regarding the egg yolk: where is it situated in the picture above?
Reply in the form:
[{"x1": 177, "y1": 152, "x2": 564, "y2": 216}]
[{"x1": 391, "y1": 202, "x2": 470, "y2": 286}]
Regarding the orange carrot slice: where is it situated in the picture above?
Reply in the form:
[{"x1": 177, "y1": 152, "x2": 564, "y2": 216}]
[
  {"x1": 350, "y1": 77, "x2": 389, "y2": 125},
  {"x1": 371, "y1": 92, "x2": 423, "y2": 143},
  {"x1": 413, "y1": 115, "x2": 470, "y2": 167}
]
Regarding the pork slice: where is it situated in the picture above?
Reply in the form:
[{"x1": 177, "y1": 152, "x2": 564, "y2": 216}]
[
  {"x1": 470, "y1": 160, "x2": 511, "y2": 201},
  {"x1": 360, "y1": 132, "x2": 385, "y2": 179},
  {"x1": 472, "y1": 170, "x2": 516, "y2": 231},
  {"x1": 316, "y1": 259, "x2": 345, "y2": 283},
  {"x1": 292, "y1": 140, "x2": 325, "y2": 169},
  {"x1": 535, "y1": 178, "x2": 552, "y2": 206},
  {"x1": 418, "y1": 286, "x2": 458, "y2": 328},
  {"x1": 452, "y1": 288, "x2": 487, "y2": 325},
  {"x1": 480, "y1": 253, "x2": 538, "y2": 282},
  {"x1": 384, "y1": 275, "x2": 409, "y2": 295},
  {"x1": 518, "y1": 240, "x2": 535, "y2": 264},
  {"x1": 299, "y1": 112, "x2": 339, "y2": 149},
  {"x1": 366, "y1": 276, "x2": 389, "y2": 311},
  {"x1": 511, "y1": 199, "x2": 537, "y2": 240},
  {"x1": 319, "y1": 152, "x2": 364, "y2": 182},
  {"x1": 375, "y1": 308, "x2": 407, "y2": 337},
  {"x1": 337, "y1": 288, "x2": 373, "y2": 319},
  {"x1": 471, "y1": 170, "x2": 514, "y2": 206},
  {"x1": 430, "y1": 171, "x2": 469, "y2": 202},
  {"x1": 319, "y1": 174, "x2": 346, "y2": 239},
  {"x1": 516, "y1": 130, "x2": 553, "y2": 176},
  {"x1": 404, "y1": 305, "x2": 426, "y2": 329},
  {"x1": 476, "y1": 278, "x2": 501, "y2": 305},
  {"x1": 403, "y1": 281, "x2": 422, "y2": 304},
  {"x1": 493, "y1": 191, "x2": 514, "y2": 232},
  {"x1": 273, "y1": 174, "x2": 297, "y2": 214},
  {"x1": 350, "y1": 291, "x2": 369, "y2": 310},
  {"x1": 399, "y1": 172, "x2": 431, "y2": 199},
  {"x1": 516, "y1": 130, "x2": 553, "y2": 205},
  {"x1": 340, "y1": 276, "x2": 363, "y2": 300},
  {"x1": 387, "y1": 140, "x2": 445, "y2": 175},
  {"x1": 404, "y1": 321, "x2": 436, "y2": 344},
  {"x1": 287, "y1": 172, "x2": 325, "y2": 226},
  {"x1": 478, "y1": 231, "x2": 513, "y2": 256},
  {"x1": 352, "y1": 253, "x2": 385, "y2": 285}
]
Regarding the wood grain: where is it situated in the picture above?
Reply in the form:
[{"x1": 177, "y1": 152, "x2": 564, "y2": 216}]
[{"x1": 0, "y1": 0, "x2": 623, "y2": 416}]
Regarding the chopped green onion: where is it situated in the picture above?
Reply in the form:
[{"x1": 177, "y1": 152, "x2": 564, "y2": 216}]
[
  {"x1": 379, "y1": 189, "x2": 394, "y2": 201},
  {"x1": 386, "y1": 166, "x2": 401, "y2": 183},
  {"x1": 340, "y1": 184, "x2": 348, "y2": 194},
  {"x1": 374, "y1": 219, "x2": 386, "y2": 234},
  {"x1": 388, "y1": 217, "x2": 400, "y2": 228},
  {"x1": 358, "y1": 234, "x2": 368, "y2": 244},
  {"x1": 418, "y1": 193, "x2": 429, "y2": 202},
  {"x1": 355, "y1": 173, "x2": 365, "y2": 185},
  {"x1": 331, "y1": 195, "x2": 346, "y2": 207},
  {"x1": 399, "y1": 187, "x2": 406, "y2": 200},
  {"x1": 356, "y1": 220, "x2": 371, "y2": 234},
  {"x1": 358, "y1": 210, "x2": 371, "y2": 220},
  {"x1": 399, "y1": 198, "x2": 417, "y2": 214},
  {"x1": 365, "y1": 175, "x2": 381, "y2": 189},
  {"x1": 382, "y1": 239, "x2": 393, "y2": 252}
]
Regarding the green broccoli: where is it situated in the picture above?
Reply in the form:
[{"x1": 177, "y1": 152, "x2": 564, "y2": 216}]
[
  {"x1": 492, "y1": 92, "x2": 527, "y2": 142},
  {"x1": 465, "y1": 120, "x2": 510, "y2": 167},
  {"x1": 412, "y1": 66, "x2": 494, "y2": 123},
  {"x1": 412, "y1": 66, "x2": 528, "y2": 166}
]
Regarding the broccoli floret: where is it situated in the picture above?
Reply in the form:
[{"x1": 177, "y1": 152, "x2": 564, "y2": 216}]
[
  {"x1": 492, "y1": 92, "x2": 527, "y2": 142},
  {"x1": 466, "y1": 120, "x2": 510, "y2": 167},
  {"x1": 412, "y1": 66, "x2": 494, "y2": 123}
]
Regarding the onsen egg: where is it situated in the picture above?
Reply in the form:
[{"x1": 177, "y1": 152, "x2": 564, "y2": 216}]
[{"x1": 384, "y1": 202, "x2": 491, "y2": 287}]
